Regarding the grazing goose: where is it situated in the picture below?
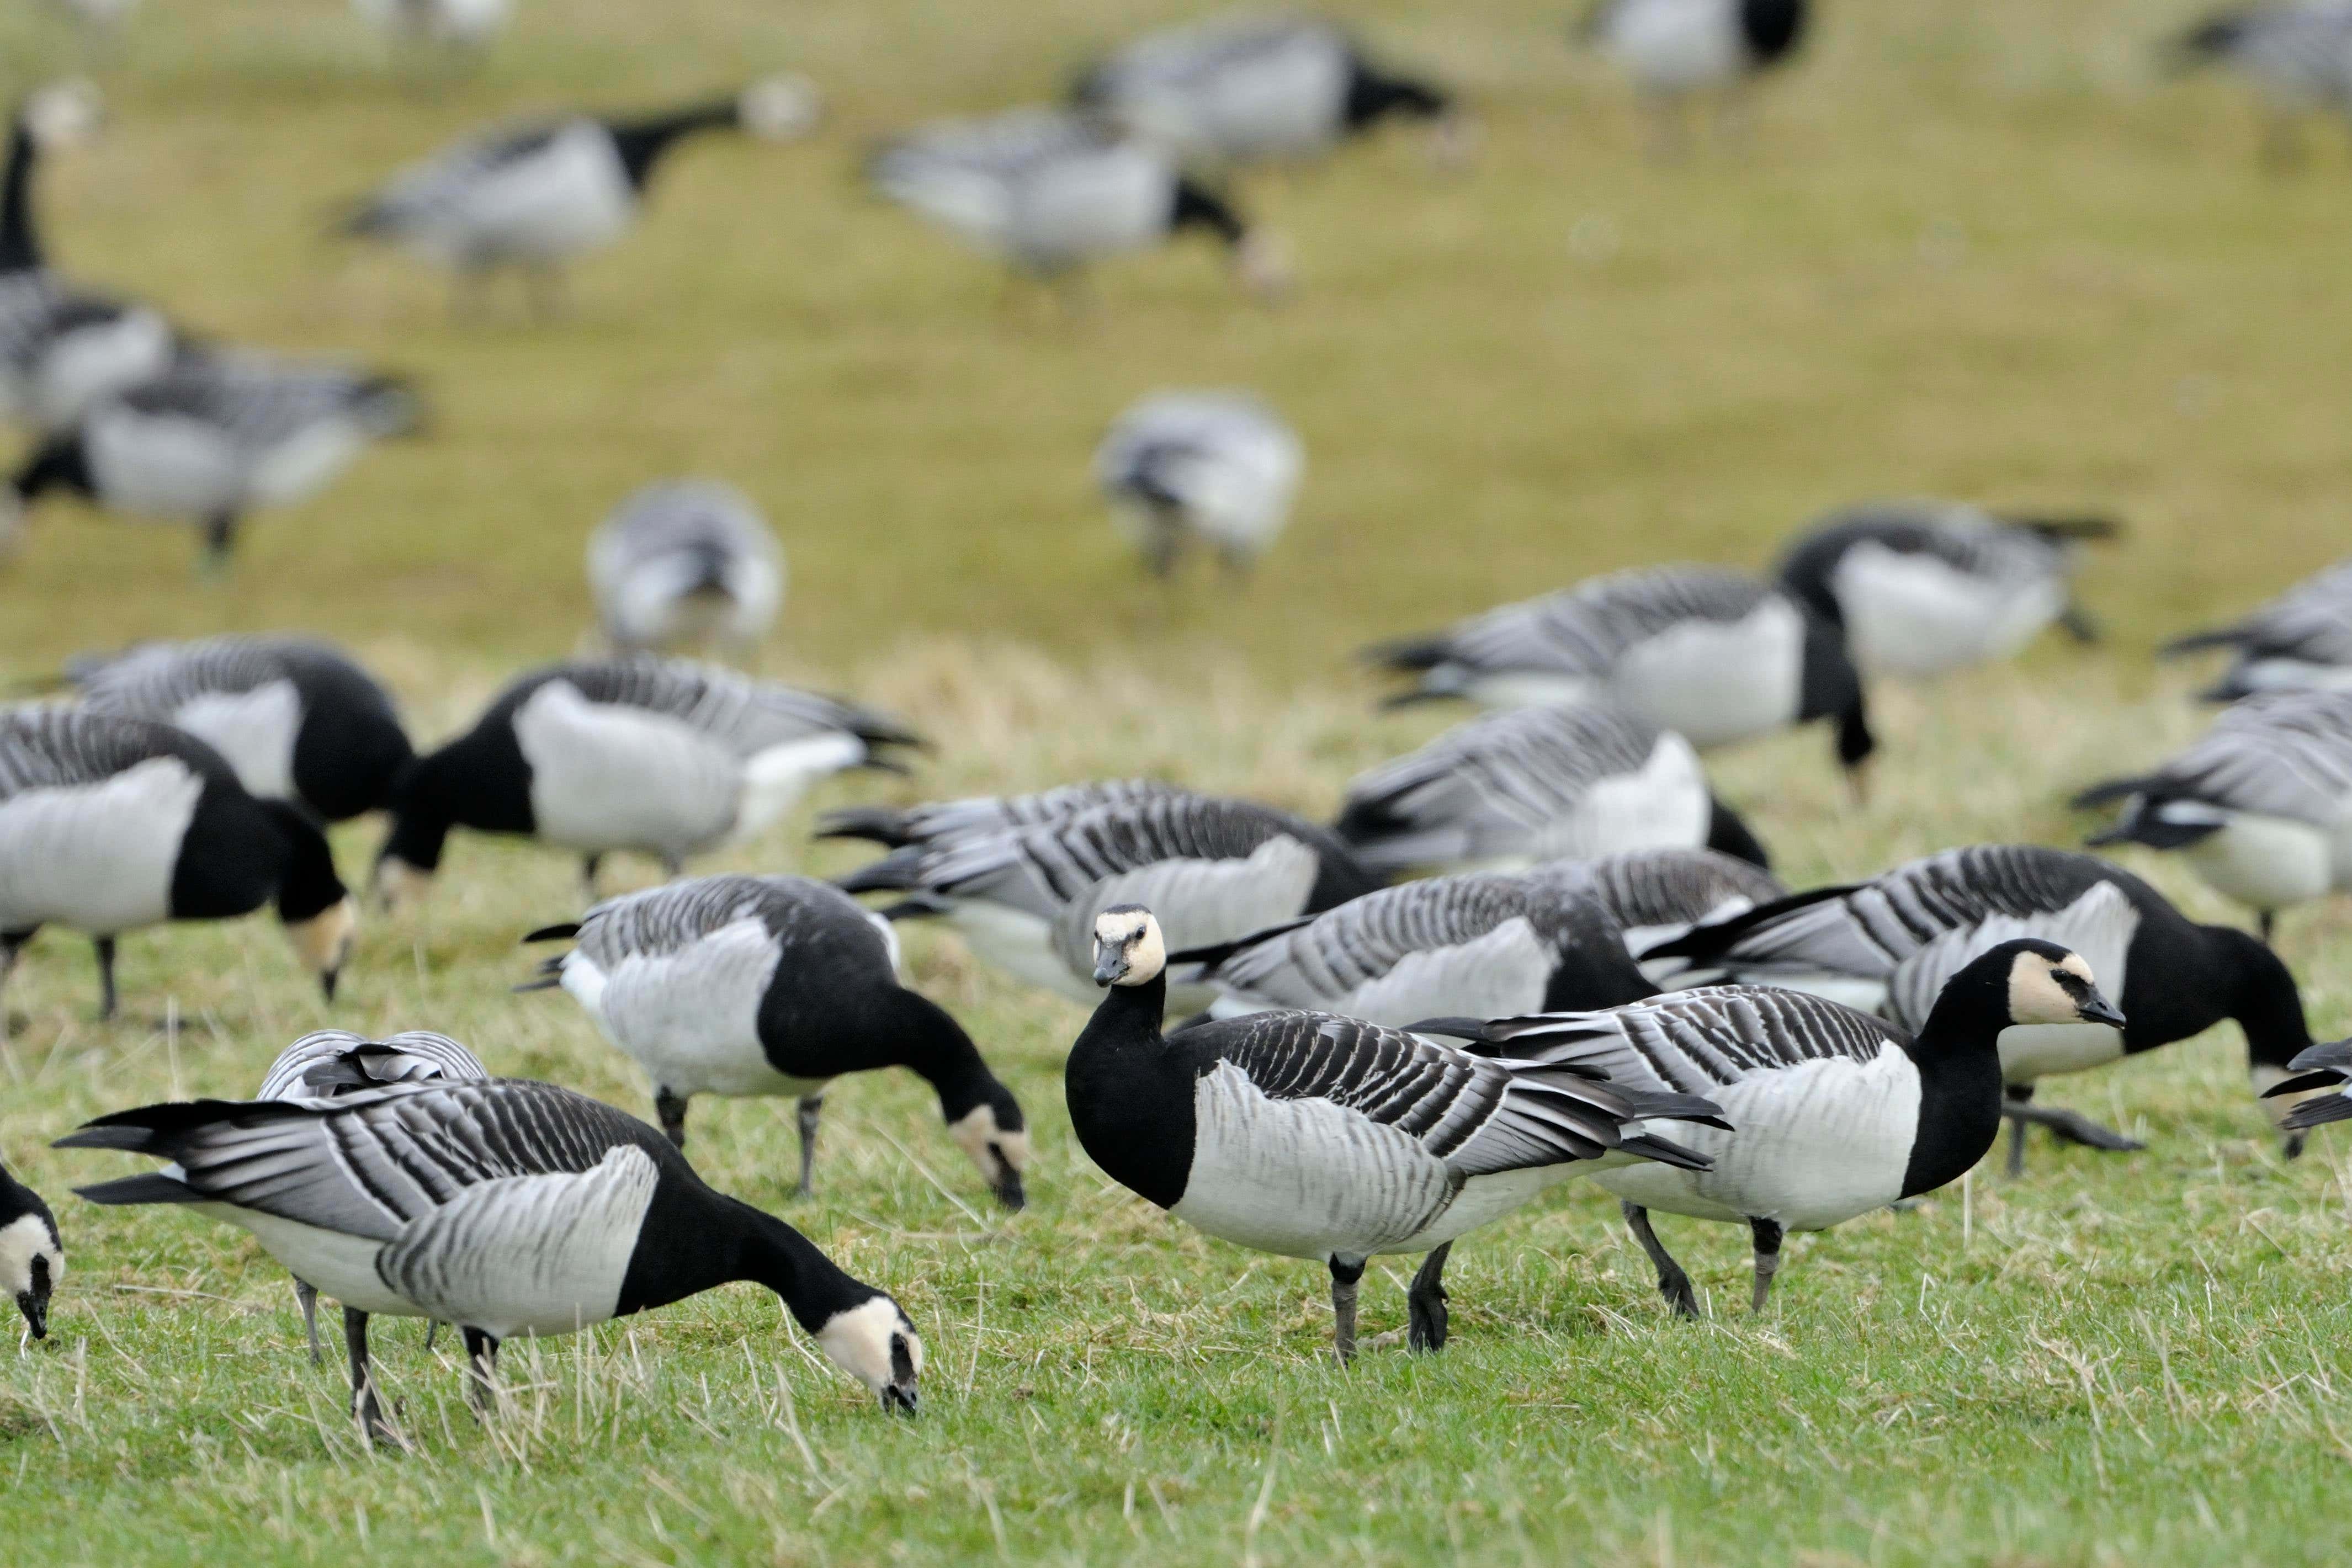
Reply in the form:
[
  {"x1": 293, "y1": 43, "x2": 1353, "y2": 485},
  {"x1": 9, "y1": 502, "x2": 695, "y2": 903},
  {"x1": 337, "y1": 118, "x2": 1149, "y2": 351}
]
[
  {"x1": 832, "y1": 785, "x2": 1383, "y2": 1010},
  {"x1": 1176, "y1": 871, "x2": 1655, "y2": 1026},
  {"x1": 518, "y1": 874, "x2": 1030, "y2": 1207},
  {"x1": 58, "y1": 1077, "x2": 922, "y2": 1439},
  {"x1": 2162, "y1": 559, "x2": 2352, "y2": 700},
  {"x1": 589, "y1": 480, "x2": 783, "y2": 660},
  {"x1": 1, "y1": 1156, "x2": 61, "y2": 1343},
  {"x1": 2174, "y1": 4, "x2": 2352, "y2": 166},
  {"x1": 0, "y1": 706, "x2": 356, "y2": 1020},
  {"x1": 67, "y1": 635, "x2": 412, "y2": 823},
  {"x1": 1367, "y1": 565, "x2": 1873, "y2": 789},
  {"x1": 341, "y1": 79, "x2": 820, "y2": 314},
  {"x1": 1427, "y1": 940, "x2": 2121, "y2": 1315},
  {"x1": 1583, "y1": 0, "x2": 1808, "y2": 154},
  {"x1": 1095, "y1": 390, "x2": 1303, "y2": 577},
  {"x1": 8, "y1": 351, "x2": 421, "y2": 568},
  {"x1": 867, "y1": 108, "x2": 1290, "y2": 301},
  {"x1": 376, "y1": 657, "x2": 920, "y2": 905},
  {"x1": 1070, "y1": 906, "x2": 1724, "y2": 1357},
  {"x1": 257, "y1": 1029, "x2": 489, "y2": 1364},
  {"x1": 817, "y1": 778, "x2": 1185, "y2": 852},
  {"x1": 1332, "y1": 700, "x2": 1767, "y2": 878},
  {"x1": 1525, "y1": 846, "x2": 1788, "y2": 975},
  {"x1": 2073, "y1": 688, "x2": 2352, "y2": 940},
  {"x1": 351, "y1": 0, "x2": 511, "y2": 49},
  {"x1": 1071, "y1": 14, "x2": 1464, "y2": 168},
  {"x1": 1776, "y1": 501, "x2": 2118, "y2": 680},
  {"x1": 1641, "y1": 844, "x2": 2314, "y2": 1170}
]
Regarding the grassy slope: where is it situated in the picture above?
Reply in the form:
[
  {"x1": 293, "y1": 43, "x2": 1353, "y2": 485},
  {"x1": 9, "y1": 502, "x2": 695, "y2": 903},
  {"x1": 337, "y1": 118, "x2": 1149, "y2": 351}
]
[{"x1": 9, "y1": 1, "x2": 2352, "y2": 1563}]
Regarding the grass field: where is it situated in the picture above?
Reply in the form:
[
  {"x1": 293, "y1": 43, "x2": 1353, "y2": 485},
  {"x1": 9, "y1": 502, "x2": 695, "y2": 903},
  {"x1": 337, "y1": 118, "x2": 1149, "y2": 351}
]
[{"x1": 9, "y1": 1, "x2": 2352, "y2": 1563}]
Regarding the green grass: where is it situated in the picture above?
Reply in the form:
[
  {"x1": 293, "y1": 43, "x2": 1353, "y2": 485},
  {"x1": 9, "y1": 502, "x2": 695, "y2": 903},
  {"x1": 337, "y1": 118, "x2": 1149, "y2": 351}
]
[{"x1": 9, "y1": 1, "x2": 2352, "y2": 1562}]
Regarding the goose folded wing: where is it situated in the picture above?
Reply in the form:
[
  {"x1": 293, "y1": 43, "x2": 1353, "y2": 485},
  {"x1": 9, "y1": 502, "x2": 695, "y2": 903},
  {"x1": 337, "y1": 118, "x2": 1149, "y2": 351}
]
[
  {"x1": 0, "y1": 707, "x2": 200, "y2": 798},
  {"x1": 1199, "y1": 875, "x2": 1536, "y2": 1002},
  {"x1": 1475, "y1": 986, "x2": 1898, "y2": 1097},
  {"x1": 1049, "y1": 834, "x2": 1323, "y2": 976},
  {"x1": 564, "y1": 660, "x2": 918, "y2": 757}
]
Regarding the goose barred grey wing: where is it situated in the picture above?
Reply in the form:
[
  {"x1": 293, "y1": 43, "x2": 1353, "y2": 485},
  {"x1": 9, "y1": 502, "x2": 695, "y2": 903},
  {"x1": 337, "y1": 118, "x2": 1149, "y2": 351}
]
[
  {"x1": 571, "y1": 873, "x2": 878, "y2": 967},
  {"x1": 1386, "y1": 566, "x2": 1776, "y2": 677},
  {"x1": 110, "y1": 354, "x2": 418, "y2": 451},
  {"x1": 0, "y1": 705, "x2": 211, "y2": 796},
  {"x1": 1475, "y1": 986, "x2": 1901, "y2": 1097},
  {"x1": 1527, "y1": 848, "x2": 1787, "y2": 936},
  {"x1": 2081, "y1": 690, "x2": 2352, "y2": 825},
  {"x1": 344, "y1": 124, "x2": 566, "y2": 236},
  {"x1": 819, "y1": 779, "x2": 1183, "y2": 850},
  {"x1": 70, "y1": 635, "x2": 312, "y2": 711},
  {"x1": 257, "y1": 1030, "x2": 489, "y2": 1101},
  {"x1": 2166, "y1": 559, "x2": 2352, "y2": 668},
  {"x1": 1203, "y1": 874, "x2": 1544, "y2": 1004},
  {"x1": 558, "y1": 658, "x2": 920, "y2": 758}
]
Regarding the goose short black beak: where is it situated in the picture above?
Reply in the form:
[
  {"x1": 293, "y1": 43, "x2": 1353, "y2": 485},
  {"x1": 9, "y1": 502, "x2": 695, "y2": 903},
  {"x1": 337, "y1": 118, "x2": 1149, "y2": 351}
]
[
  {"x1": 320, "y1": 969, "x2": 341, "y2": 1003},
  {"x1": 992, "y1": 1168, "x2": 1027, "y2": 1211},
  {"x1": 17, "y1": 1290, "x2": 47, "y2": 1341},
  {"x1": 2078, "y1": 991, "x2": 2126, "y2": 1029},
  {"x1": 883, "y1": 1384, "x2": 919, "y2": 1416},
  {"x1": 1093, "y1": 954, "x2": 1127, "y2": 987}
]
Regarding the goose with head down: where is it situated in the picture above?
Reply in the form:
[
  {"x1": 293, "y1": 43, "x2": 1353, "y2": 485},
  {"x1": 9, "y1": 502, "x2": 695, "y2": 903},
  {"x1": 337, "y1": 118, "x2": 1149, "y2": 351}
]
[{"x1": 0, "y1": 1155, "x2": 61, "y2": 1346}]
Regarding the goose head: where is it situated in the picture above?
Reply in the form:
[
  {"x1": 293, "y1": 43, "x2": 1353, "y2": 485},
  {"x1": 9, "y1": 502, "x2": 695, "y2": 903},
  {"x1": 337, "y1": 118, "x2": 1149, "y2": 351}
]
[
  {"x1": 1997, "y1": 939, "x2": 2125, "y2": 1029},
  {"x1": 946, "y1": 1093, "x2": 1032, "y2": 1212},
  {"x1": 21, "y1": 80, "x2": 100, "y2": 153},
  {"x1": 815, "y1": 1294, "x2": 922, "y2": 1415},
  {"x1": 0, "y1": 1211, "x2": 61, "y2": 1343},
  {"x1": 736, "y1": 75, "x2": 822, "y2": 142},
  {"x1": 1091, "y1": 904, "x2": 1167, "y2": 988}
]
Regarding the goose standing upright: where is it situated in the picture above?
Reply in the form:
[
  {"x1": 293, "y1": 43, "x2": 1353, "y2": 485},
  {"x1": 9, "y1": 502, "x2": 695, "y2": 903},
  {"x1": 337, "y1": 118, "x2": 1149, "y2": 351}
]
[
  {"x1": 1069, "y1": 906, "x2": 1727, "y2": 1357},
  {"x1": 1583, "y1": 0, "x2": 1809, "y2": 155},
  {"x1": 375, "y1": 657, "x2": 920, "y2": 905},
  {"x1": 1640, "y1": 844, "x2": 2315, "y2": 1168},
  {"x1": 1, "y1": 1156, "x2": 62, "y2": 1342},
  {"x1": 67, "y1": 635, "x2": 413, "y2": 823},
  {"x1": 2162, "y1": 558, "x2": 2352, "y2": 699},
  {"x1": 519, "y1": 874, "x2": 1030, "y2": 1207},
  {"x1": 1095, "y1": 390, "x2": 1303, "y2": 577},
  {"x1": 0, "y1": 706, "x2": 356, "y2": 1019},
  {"x1": 2173, "y1": 4, "x2": 2352, "y2": 166},
  {"x1": 59, "y1": 1078, "x2": 922, "y2": 1440},
  {"x1": 1426, "y1": 940, "x2": 2122, "y2": 1315},
  {"x1": 1523, "y1": 845, "x2": 1787, "y2": 973},
  {"x1": 588, "y1": 480, "x2": 783, "y2": 660}
]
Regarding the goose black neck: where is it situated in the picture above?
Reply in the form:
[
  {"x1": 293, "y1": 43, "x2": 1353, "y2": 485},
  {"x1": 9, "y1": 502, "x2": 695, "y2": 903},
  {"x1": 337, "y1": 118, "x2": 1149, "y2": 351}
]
[
  {"x1": 1169, "y1": 179, "x2": 1245, "y2": 247},
  {"x1": 2207, "y1": 924, "x2": 2312, "y2": 1071},
  {"x1": 1896, "y1": 968, "x2": 2011, "y2": 1197},
  {"x1": 618, "y1": 1184, "x2": 875, "y2": 1331},
  {"x1": 1344, "y1": 68, "x2": 1449, "y2": 128},
  {"x1": 606, "y1": 102, "x2": 738, "y2": 190},
  {"x1": 1064, "y1": 970, "x2": 1194, "y2": 1209},
  {"x1": 14, "y1": 435, "x2": 89, "y2": 504},
  {"x1": 878, "y1": 987, "x2": 1021, "y2": 1129},
  {"x1": 264, "y1": 802, "x2": 348, "y2": 923},
  {"x1": 0, "y1": 123, "x2": 41, "y2": 273}
]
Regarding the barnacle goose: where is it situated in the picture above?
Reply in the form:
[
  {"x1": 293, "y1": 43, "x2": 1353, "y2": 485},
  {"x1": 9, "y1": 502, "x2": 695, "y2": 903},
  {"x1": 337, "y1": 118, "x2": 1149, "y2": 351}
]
[
  {"x1": 867, "y1": 108, "x2": 1291, "y2": 301},
  {"x1": 8, "y1": 350, "x2": 421, "y2": 569},
  {"x1": 377, "y1": 657, "x2": 918, "y2": 905},
  {"x1": 830, "y1": 784, "x2": 1382, "y2": 1011},
  {"x1": 2074, "y1": 688, "x2": 2352, "y2": 940},
  {"x1": 0, "y1": 1156, "x2": 61, "y2": 1344},
  {"x1": 1071, "y1": 14, "x2": 1463, "y2": 168},
  {"x1": 1776, "y1": 501, "x2": 2118, "y2": 680},
  {"x1": 1332, "y1": 700, "x2": 1769, "y2": 878},
  {"x1": 1095, "y1": 391, "x2": 1303, "y2": 577},
  {"x1": 519, "y1": 874, "x2": 1030, "y2": 1208},
  {"x1": 351, "y1": 0, "x2": 510, "y2": 49},
  {"x1": 59, "y1": 1077, "x2": 922, "y2": 1441},
  {"x1": 1583, "y1": 0, "x2": 1808, "y2": 153},
  {"x1": 1427, "y1": 940, "x2": 2120, "y2": 1315},
  {"x1": 589, "y1": 480, "x2": 783, "y2": 659},
  {"x1": 2174, "y1": 4, "x2": 2352, "y2": 165},
  {"x1": 67, "y1": 635, "x2": 412, "y2": 823},
  {"x1": 257, "y1": 1029, "x2": 489, "y2": 1364},
  {"x1": 1176, "y1": 871, "x2": 1655, "y2": 1027},
  {"x1": 1070, "y1": 906, "x2": 1725, "y2": 1357},
  {"x1": 1367, "y1": 565, "x2": 1874, "y2": 789},
  {"x1": 818, "y1": 778, "x2": 1185, "y2": 852},
  {"x1": 1641, "y1": 844, "x2": 2314, "y2": 1170},
  {"x1": 2162, "y1": 559, "x2": 2352, "y2": 700},
  {"x1": 0, "y1": 706, "x2": 356, "y2": 1020},
  {"x1": 1525, "y1": 845, "x2": 1787, "y2": 975},
  {"x1": 341, "y1": 79, "x2": 820, "y2": 313}
]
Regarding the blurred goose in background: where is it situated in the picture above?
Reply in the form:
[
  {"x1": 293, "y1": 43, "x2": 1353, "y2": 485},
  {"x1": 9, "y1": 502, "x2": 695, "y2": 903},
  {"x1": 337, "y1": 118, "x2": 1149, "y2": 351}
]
[
  {"x1": 1583, "y1": 0, "x2": 1808, "y2": 155},
  {"x1": 1071, "y1": 13, "x2": 1466, "y2": 169},
  {"x1": 1332, "y1": 701, "x2": 1768, "y2": 878},
  {"x1": 589, "y1": 479, "x2": 783, "y2": 660},
  {"x1": 2074, "y1": 688, "x2": 2352, "y2": 940},
  {"x1": 2173, "y1": 4, "x2": 2352, "y2": 166},
  {"x1": 0, "y1": 706, "x2": 355, "y2": 1020},
  {"x1": 6, "y1": 352, "x2": 420, "y2": 569},
  {"x1": 59, "y1": 1078, "x2": 922, "y2": 1440},
  {"x1": 2162, "y1": 558, "x2": 2352, "y2": 700},
  {"x1": 830, "y1": 784, "x2": 1382, "y2": 1011},
  {"x1": 1367, "y1": 565, "x2": 1874, "y2": 791},
  {"x1": 1095, "y1": 391, "x2": 1302, "y2": 577},
  {"x1": 0, "y1": 1156, "x2": 61, "y2": 1344},
  {"x1": 341, "y1": 78, "x2": 821, "y2": 316},
  {"x1": 1642, "y1": 844, "x2": 2315, "y2": 1168},
  {"x1": 376, "y1": 657, "x2": 920, "y2": 905},
  {"x1": 352, "y1": 0, "x2": 511, "y2": 50},
  {"x1": 1775, "y1": 501, "x2": 2118, "y2": 680},
  {"x1": 519, "y1": 874, "x2": 1030, "y2": 1206},
  {"x1": 867, "y1": 108, "x2": 1290, "y2": 302},
  {"x1": 67, "y1": 635, "x2": 412, "y2": 823},
  {"x1": 1525, "y1": 846, "x2": 1787, "y2": 974}
]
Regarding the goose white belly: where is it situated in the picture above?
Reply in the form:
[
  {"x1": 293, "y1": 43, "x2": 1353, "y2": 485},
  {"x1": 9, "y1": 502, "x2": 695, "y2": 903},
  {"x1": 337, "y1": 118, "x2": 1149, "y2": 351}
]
[
  {"x1": 1607, "y1": 600, "x2": 1804, "y2": 747},
  {"x1": 219, "y1": 1204, "x2": 420, "y2": 1319},
  {"x1": 443, "y1": 132, "x2": 636, "y2": 263},
  {"x1": 171, "y1": 681, "x2": 302, "y2": 802},
  {"x1": 566, "y1": 920, "x2": 820, "y2": 1099},
  {"x1": 1833, "y1": 548, "x2": 2066, "y2": 678},
  {"x1": 1601, "y1": 0, "x2": 1743, "y2": 91},
  {"x1": 514, "y1": 683, "x2": 743, "y2": 855},
  {"x1": 84, "y1": 410, "x2": 246, "y2": 517},
  {"x1": 0, "y1": 759, "x2": 202, "y2": 933},
  {"x1": 1526, "y1": 731, "x2": 1713, "y2": 860},
  {"x1": 2182, "y1": 813, "x2": 2334, "y2": 908}
]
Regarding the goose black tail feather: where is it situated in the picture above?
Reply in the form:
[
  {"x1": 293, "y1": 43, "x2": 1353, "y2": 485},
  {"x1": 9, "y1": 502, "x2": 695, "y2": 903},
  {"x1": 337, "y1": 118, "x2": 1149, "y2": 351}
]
[
  {"x1": 2009, "y1": 515, "x2": 2121, "y2": 543},
  {"x1": 1615, "y1": 1089, "x2": 1735, "y2": 1130},
  {"x1": 1633, "y1": 883, "x2": 1862, "y2": 963},
  {"x1": 813, "y1": 806, "x2": 916, "y2": 847},
  {"x1": 522, "y1": 922, "x2": 581, "y2": 944},
  {"x1": 2281, "y1": 1092, "x2": 2352, "y2": 1132},
  {"x1": 2263, "y1": 1068, "x2": 2348, "y2": 1098},
  {"x1": 1360, "y1": 634, "x2": 1453, "y2": 673},
  {"x1": 2069, "y1": 776, "x2": 2152, "y2": 810},
  {"x1": 833, "y1": 850, "x2": 926, "y2": 896},
  {"x1": 74, "y1": 1173, "x2": 203, "y2": 1206},
  {"x1": 2158, "y1": 627, "x2": 2245, "y2": 658},
  {"x1": 1620, "y1": 1132, "x2": 1712, "y2": 1172},
  {"x1": 53, "y1": 1097, "x2": 295, "y2": 1153}
]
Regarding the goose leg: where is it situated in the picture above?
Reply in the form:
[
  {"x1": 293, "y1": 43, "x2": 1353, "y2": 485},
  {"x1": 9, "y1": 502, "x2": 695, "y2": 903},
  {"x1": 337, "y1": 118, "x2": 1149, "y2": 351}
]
[
  {"x1": 462, "y1": 1328, "x2": 500, "y2": 1418},
  {"x1": 92, "y1": 936, "x2": 118, "y2": 1022},
  {"x1": 659, "y1": 853, "x2": 684, "y2": 880},
  {"x1": 795, "y1": 1094, "x2": 824, "y2": 1196},
  {"x1": 580, "y1": 854, "x2": 602, "y2": 900},
  {"x1": 2260, "y1": 910, "x2": 2276, "y2": 945},
  {"x1": 296, "y1": 1280, "x2": 322, "y2": 1365},
  {"x1": 1747, "y1": 1218, "x2": 1785, "y2": 1312},
  {"x1": 423, "y1": 1320, "x2": 440, "y2": 1353},
  {"x1": 343, "y1": 1306, "x2": 390, "y2": 1443},
  {"x1": 0, "y1": 929, "x2": 29, "y2": 1039},
  {"x1": 2006, "y1": 1101, "x2": 2143, "y2": 1154},
  {"x1": 1621, "y1": 1201, "x2": 1698, "y2": 1319},
  {"x1": 1328, "y1": 1255, "x2": 1365, "y2": 1364},
  {"x1": 2058, "y1": 602, "x2": 2103, "y2": 644},
  {"x1": 1406, "y1": 1243, "x2": 1452, "y2": 1353},
  {"x1": 655, "y1": 1088, "x2": 690, "y2": 1149},
  {"x1": 2005, "y1": 1110, "x2": 2031, "y2": 1178},
  {"x1": 199, "y1": 514, "x2": 238, "y2": 574}
]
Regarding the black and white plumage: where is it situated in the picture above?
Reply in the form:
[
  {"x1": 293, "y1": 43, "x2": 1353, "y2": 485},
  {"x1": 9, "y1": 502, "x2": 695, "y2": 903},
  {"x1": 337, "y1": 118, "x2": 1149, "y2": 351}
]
[
  {"x1": 1523, "y1": 846, "x2": 1788, "y2": 975},
  {"x1": 2162, "y1": 559, "x2": 2352, "y2": 700},
  {"x1": 2074, "y1": 689, "x2": 2352, "y2": 939},
  {"x1": 519, "y1": 874, "x2": 1030, "y2": 1208},
  {"x1": 1584, "y1": 0, "x2": 1807, "y2": 154},
  {"x1": 588, "y1": 480, "x2": 783, "y2": 658},
  {"x1": 1332, "y1": 700, "x2": 1767, "y2": 877},
  {"x1": 0, "y1": 706, "x2": 357, "y2": 1019},
  {"x1": 342, "y1": 79, "x2": 820, "y2": 310},
  {"x1": 1433, "y1": 940, "x2": 2120, "y2": 1316},
  {"x1": 1071, "y1": 14, "x2": 1462, "y2": 168},
  {"x1": 0, "y1": 1156, "x2": 61, "y2": 1343},
  {"x1": 1095, "y1": 391, "x2": 1303, "y2": 577},
  {"x1": 58, "y1": 1078, "x2": 922, "y2": 1439},
  {"x1": 1641, "y1": 844, "x2": 2315, "y2": 1168},
  {"x1": 376, "y1": 657, "x2": 921, "y2": 903},
  {"x1": 831, "y1": 784, "x2": 1383, "y2": 1011},
  {"x1": 867, "y1": 108, "x2": 1290, "y2": 299},
  {"x1": 2175, "y1": 5, "x2": 2352, "y2": 164},
  {"x1": 1068, "y1": 906, "x2": 1725, "y2": 1357},
  {"x1": 10, "y1": 351, "x2": 421, "y2": 568},
  {"x1": 1776, "y1": 501, "x2": 2118, "y2": 680},
  {"x1": 351, "y1": 0, "x2": 511, "y2": 49},
  {"x1": 1367, "y1": 565, "x2": 1874, "y2": 784},
  {"x1": 66, "y1": 635, "x2": 413, "y2": 822}
]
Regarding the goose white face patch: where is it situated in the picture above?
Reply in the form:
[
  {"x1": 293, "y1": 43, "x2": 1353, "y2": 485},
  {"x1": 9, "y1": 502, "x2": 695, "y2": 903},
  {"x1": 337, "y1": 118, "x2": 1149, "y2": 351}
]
[
  {"x1": 2008, "y1": 951, "x2": 2096, "y2": 1027},
  {"x1": 947, "y1": 1104, "x2": 1032, "y2": 1184},
  {"x1": 1093, "y1": 908, "x2": 1166, "y2": 986},
  {"x1": 0, "y1": 1213, "x2": 60, "y2": 1299},
  {"x1": 815, "y1": 1296, "x2": 922, "y2": 1398}
]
